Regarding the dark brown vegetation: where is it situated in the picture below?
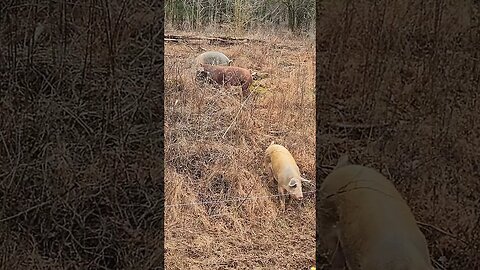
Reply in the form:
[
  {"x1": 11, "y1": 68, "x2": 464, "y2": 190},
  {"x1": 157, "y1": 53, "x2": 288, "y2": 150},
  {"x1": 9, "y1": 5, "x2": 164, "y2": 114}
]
[
  {"x1": 0, "y1": 1, "x2": 163, "y2": 268},
  {"x1": 164, "y1": 0, "x2": 315, "y2": 34},
  {"x1": 317, "y1": 0, "x2": 480, "y2": 269},
  {"x1": 164, "y1": 28, "x2": 315, "y2": 269}
]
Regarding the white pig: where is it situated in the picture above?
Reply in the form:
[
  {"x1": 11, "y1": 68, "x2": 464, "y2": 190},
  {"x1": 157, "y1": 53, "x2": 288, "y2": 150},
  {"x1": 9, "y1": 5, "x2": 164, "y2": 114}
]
[{"x1": 264, "y1": 142, "x2": 311, "y2": 210}]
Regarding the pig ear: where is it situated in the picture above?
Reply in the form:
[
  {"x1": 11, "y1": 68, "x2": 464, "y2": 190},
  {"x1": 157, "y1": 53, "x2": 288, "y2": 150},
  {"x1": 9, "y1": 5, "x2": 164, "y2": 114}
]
[
  {"x1": 301, "y1": 177, "x2": 313, "y2": 187},
  {"x1": 301, "y1": 177, "x2": 311, "y2": 183},
  {"x1": 288, "y1": 178, "x2": 297, "y2": 187},
  {"x1": 195, "y1": 70, "x2": 208, "y2": 79},
  {"x1": 335, "y1": 154, "x2": 351, "y2": 169}
]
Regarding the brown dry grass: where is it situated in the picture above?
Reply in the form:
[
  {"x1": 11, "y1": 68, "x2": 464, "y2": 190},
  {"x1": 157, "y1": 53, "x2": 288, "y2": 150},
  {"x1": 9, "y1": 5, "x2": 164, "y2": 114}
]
[
  {"x1": 1, "y1": 1, "x2": 163, "y2": 269},
  {"x1": 164, "y1": 30, "x2": 316, "y2": 269},
  {"x1": 317, "y1": 0, "x2": 480, "y2": 269}
]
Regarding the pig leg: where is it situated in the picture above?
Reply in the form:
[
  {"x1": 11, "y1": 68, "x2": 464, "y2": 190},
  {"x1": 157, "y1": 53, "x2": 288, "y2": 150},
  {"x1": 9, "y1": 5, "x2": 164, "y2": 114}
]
[
  {"x1": 331, "y1": 246, "x2": 347, "y2": 270},
  {"x1": 263, "y1": 157, "x2": 270, "y2": 176},
  {"x1": 278, "y1": 186, "x2": 286, "y2": 212},
  {"x1": 319, "y1": 202, "x2": 346, "y2": 269},
  {"x1": 328, "y1": 229, "x2": 346, "y2": 269},
  {"x1": 286, "y1": 192, "x2": 292, "y2": 208},
  {"x1": 241, "y1": 83, "x2": 249, "y2": 99}
]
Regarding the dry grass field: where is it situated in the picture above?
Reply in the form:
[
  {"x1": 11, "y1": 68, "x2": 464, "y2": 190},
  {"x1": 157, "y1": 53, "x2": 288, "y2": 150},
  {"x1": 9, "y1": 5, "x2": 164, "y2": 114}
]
[
  {"x1": 164, "y1": 28, "x2": 316, "y2": 269},
  {"x1": 1, "y1": 1, "x2": 163, "y2": 269},
  {"x1": 2, "y1": 0, "x2": 478, "y2": 269},
  {"x1": 317, "y1": 0, "x2": 480, "y2": 269}
]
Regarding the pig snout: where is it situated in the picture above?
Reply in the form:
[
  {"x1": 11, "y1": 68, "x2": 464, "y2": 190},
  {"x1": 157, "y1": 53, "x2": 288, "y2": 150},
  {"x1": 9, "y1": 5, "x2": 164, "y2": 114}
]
[{"x1": 289, "y1": 189, "x2": 304, "y2": 200}]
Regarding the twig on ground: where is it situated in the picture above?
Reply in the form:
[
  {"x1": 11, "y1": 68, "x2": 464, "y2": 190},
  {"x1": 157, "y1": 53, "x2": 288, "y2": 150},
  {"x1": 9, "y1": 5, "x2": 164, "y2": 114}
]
[
  {"x1": 327, "y1": 122, "x2": 390, "y2": 129},
  {"x1": 222, "y1": 89, "x2": 255, "y2": 139},
  {"x1": 417, "y1": 221, "x2": 469, "y2": 246}
]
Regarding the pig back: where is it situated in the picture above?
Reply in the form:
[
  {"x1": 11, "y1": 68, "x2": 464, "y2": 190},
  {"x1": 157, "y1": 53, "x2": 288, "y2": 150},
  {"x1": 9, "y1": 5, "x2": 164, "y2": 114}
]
[
  {"x1": 320, "y1": 165, "x2": 433, "y2": 270},
  {"x1": 195, "y1": 51, "x2": 231, "y2": 66},
  {"x1": 266, "y1": 145, "x2": 300, "y2": 181}
]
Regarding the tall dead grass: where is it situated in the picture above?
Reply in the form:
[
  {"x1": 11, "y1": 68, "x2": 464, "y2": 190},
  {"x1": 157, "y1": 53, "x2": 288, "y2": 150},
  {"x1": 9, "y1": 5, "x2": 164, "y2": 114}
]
[
  {"x1": 317, "y1": 0, "x2": 480, "y2": 269},
  {"x1": 1, "y1": 1, "x2": 163, "y2": 269},
  {"x1": 164, "y1": 33, "x2": 316, "y2": 269}
]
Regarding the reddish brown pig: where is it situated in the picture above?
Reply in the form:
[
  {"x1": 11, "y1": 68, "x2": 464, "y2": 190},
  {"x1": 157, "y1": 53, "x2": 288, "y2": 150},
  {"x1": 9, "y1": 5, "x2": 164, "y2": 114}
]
[{"x1": 196, "y1": 64, "x2": 253, "y2": 98}]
